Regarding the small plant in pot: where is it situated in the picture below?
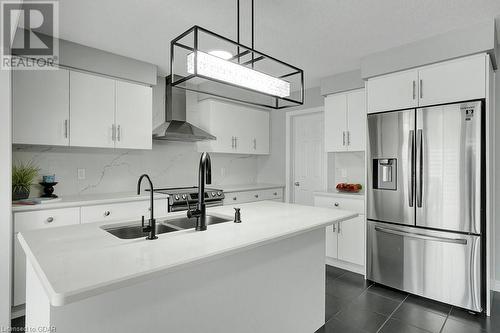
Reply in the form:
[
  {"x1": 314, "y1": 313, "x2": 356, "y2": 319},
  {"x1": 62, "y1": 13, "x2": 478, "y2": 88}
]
[{"x1": 12, "y1": 161, "x2": 39, "y2": 201}]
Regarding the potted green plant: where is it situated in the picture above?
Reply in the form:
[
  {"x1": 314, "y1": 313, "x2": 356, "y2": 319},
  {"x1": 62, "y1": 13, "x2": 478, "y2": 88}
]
[{"x1": 12, "y1": 161, "x2": 39, "y2": 201}]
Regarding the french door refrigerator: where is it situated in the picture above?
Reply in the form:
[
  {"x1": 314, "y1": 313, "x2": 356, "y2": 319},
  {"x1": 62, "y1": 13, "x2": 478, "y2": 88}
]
[{"x1": 366, "y1": 100, "x2": 484, "y2": 312}]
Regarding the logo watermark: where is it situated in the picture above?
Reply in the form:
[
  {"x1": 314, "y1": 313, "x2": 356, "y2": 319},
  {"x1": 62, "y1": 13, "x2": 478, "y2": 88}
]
[{"x1": 1, "y1": 0, "x2": 59, "y2": 70}]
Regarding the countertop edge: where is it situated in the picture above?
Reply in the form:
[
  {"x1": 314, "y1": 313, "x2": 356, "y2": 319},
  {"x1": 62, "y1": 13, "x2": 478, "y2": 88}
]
[
  {"x1": 12, "y1": 193, "x2": 168, "y2": 212},
  {"x1": 21, "y1": 211, "x2": 358, "y2": 307}
]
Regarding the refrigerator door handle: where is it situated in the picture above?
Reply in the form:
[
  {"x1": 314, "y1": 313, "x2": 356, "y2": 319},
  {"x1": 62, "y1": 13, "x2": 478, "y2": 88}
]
[
  {"x1": 416, "y1": 129, "x2": 423, "y2": 207},
  {"x1": 408, "y1": 130, "x2": 415, "y2": 207},
  {"x1": 374, "y1": 226, "x2": 468, "y2": 245}
]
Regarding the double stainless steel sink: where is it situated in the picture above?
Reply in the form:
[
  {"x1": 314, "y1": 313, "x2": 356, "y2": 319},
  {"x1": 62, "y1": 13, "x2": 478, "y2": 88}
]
[{"x1": 101, "y1": 215, "x2": 232, "y2": 239}]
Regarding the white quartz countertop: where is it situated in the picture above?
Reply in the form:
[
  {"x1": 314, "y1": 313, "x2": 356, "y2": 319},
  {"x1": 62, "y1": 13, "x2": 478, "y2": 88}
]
[
  {"x1": 18, "y1": 201, "x2": 357, "y2": 307},
  {"x1": 314, "y1": 191, "x2": 365, "y2": 200},
  {"x1": 12, "y1": 192, "x2": 168, "y2": 212},
  {"x1": 217, "y1": 183, "x2": 285, "y2": 192}
]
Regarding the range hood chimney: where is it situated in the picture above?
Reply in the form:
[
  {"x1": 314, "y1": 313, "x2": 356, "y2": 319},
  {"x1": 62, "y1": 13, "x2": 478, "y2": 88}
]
[{"x1": 152, "y1": 76, "x2": 216, "y2": 142}]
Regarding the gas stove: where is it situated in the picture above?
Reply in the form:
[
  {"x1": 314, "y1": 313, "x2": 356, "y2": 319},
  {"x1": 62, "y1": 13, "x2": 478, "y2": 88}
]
[{"x1": 152, "y1": 186, "x2": 225, "y2": 212}]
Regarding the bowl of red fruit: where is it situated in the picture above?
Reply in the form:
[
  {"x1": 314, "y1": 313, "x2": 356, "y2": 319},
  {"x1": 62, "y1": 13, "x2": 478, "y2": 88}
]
[{"x1": 336, "y1": 183, "x2": 362, "y2": 193}]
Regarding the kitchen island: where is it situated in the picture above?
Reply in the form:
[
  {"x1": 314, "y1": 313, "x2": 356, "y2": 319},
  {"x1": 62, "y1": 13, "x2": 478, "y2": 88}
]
[{"x1": 18, "y1": 201, "x2": 357, "y2": 333}]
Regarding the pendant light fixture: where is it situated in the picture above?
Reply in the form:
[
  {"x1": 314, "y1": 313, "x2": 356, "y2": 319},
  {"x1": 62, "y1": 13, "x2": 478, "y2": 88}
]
[{"x1": 169, "y1": 0, "x2": 304, "y2": 109}]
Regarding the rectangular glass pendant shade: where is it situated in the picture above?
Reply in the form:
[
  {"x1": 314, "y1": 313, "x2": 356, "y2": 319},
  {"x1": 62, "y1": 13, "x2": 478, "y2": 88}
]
[
  {"x1": 187, "y1": 51, "x2": 291, "y2": 98},
  {"x1": 170, "y1": 26, "x2": 304, "y2": 109}
]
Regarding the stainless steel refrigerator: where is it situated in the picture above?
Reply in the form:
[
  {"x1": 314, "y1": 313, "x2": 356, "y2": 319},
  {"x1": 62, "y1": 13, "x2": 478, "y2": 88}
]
[{"x1": 366, "y1": 100, "x2": 484, "y2": 312}]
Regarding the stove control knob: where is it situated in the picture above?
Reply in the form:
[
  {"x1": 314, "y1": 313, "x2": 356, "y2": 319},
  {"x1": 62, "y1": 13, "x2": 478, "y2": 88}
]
[
  {"x1": 174, "y1": 195, "x2": 180, "y2": 200},
  {"x1": 211, "y1": 191, "x2": 216, "y2": 197},
  {"x1": 217, "y1": 191, "x2": 222, "y2": 196},
  {"x1": 181, "y1": 194, "x2": 187, "y2": 200}
]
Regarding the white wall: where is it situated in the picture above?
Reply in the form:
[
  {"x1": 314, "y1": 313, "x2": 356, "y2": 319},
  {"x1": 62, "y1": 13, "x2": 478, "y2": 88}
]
[
  {"x1": 1, "y1": 68, "x2": 12, "y2": 326},
  {"x1": 326, "y1": 152, "x2": 365, "y2": 192}
]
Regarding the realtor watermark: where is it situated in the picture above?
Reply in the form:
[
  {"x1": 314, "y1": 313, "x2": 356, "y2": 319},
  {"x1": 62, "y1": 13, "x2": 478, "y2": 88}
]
[{"x1": 1, "y1": 0, "x2": 59, "y2": 70}]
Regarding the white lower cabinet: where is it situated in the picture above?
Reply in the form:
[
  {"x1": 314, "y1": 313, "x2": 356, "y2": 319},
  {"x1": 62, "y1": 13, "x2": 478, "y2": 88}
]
[
  {"x1": 13, "y1": 207, "x2": 80, "y2": 307},
  {"x1": 314, "y1": 194, "x2": 365, "y2": 272},
  {"x1": 81, "y1": 199, "x2": 167, "y2": 224},
  {"x1": 223, "y1": 187, "x2": 283, "y2": 205}
]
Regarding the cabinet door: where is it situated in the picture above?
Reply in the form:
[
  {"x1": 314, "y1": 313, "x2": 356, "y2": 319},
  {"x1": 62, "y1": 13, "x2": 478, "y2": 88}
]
[
  {"x1": 325, "y1": 225, "x2": 338, "y2": 259},
  {"x1": 13, "y1": 69, "x2": 70, "y2": 146},
  {"x1": 337, "y1": 214, "x2": 365, "y2": 266},
  {"x1": 115, "y1": 81, "x2": 153, "y2": 149},
  {"x1": 197, "y1": 100, "x2": 236, "y2": 153},
  {"x1": 70, "y1": 71, "x2": 115, "y2": 148},
  {"x1": 324, "y1": 93, "x2": 347, "y2": 152},
  {"x1": 367, "y1": 69, "x2": 418, "y2": 113},
  {"x1": 346, "y1": 89, "x2": 366, "y2": 151},
  {"x1": 417, "y1": 55, "x2": 486, "y2": 107},
  {"x1": 13, "y1": 207, "x2": 80, "y2": 306},
  {"x1": 248, "y1": 109, "x2": 270, "y2": 154}
]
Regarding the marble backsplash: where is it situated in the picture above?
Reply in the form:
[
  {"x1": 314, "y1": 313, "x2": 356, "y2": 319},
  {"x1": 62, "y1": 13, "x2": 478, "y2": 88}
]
[{"x1": 13, "y1": 142, "x2": 259, "y2": 197}]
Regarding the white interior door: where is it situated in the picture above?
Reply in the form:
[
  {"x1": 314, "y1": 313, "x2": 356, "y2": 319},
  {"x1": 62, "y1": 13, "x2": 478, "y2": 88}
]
[{"x1": 292, "y1": 112, "x2": 325, "y2": 205}]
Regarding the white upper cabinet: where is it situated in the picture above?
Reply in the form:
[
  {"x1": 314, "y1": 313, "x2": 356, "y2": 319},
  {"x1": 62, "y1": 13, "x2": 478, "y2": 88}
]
[
  {"x1": 324, "y1": 88, "x2": 365, "y2": 152},
  {"x1": 13, "y1": 68, "x2": 153, "y2": 149},
  {"x1": 324, "y1": 93, "x2": 347, "y2": 152},
  {"x1": 70, "y1": 71, "x2": 115, "y2": 148},
  {"x1": 417, "y1": 54, "x2": 486, "y2": 106},
  {"x1": 115, "y1": 81, "x2": 152, "y2": 149},
  {"x1": 196, "y1": 99, "x2": 270, "y2": 155},
  {"x1": 367, "y1": 54, "x2": 487, "y2": 113},
  {"x1": 13, "y1": 69, "x2": 70, "y2": 146},
  {"x1": 367, "y1": 69, "x2": 418, "y2": 113}
]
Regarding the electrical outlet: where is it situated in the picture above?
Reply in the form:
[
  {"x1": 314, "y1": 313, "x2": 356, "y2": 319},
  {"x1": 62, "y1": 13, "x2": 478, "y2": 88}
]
[
  {"x1": 77, "y1": 168, "x2": 86, "y2": 180},
  {"x1": 341, "y1": 168, "x2": 347, "y2": 178}
]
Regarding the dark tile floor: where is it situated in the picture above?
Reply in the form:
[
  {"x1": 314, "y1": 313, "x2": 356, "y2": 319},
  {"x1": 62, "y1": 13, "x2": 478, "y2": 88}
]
[
  {"x1": 10, "y1": 265, "x2": 500, "y2": 332},
  {"x1": 317, "y1": 265, "x2": 500, "y2": 333}
]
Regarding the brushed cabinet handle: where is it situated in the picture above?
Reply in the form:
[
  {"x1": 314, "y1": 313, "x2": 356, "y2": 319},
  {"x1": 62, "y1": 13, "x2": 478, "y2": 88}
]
[
  {"x1": 342, "y1": 131, "x2": 346, "y2": 146},
  {"x1": 46, "y1": 217, "x2": 54, "y2": 223},
  {"x1": 254, "y1": 194, "x2": 259, "y2": 198},
  {"x1": 104, "y1": 211, "x2": 111, "y2": 217},
  {"x1": 117, "y1": 125, "x2": 121, "y2": 141},
  {"x1": 253, "y1": 138, "x2": 257, "y2": 150},
  {"x1": 337, "y1": 222, "x2": 341, "y2": 233},
  {"x1": 64, "y1": 120, "x2": 69, "y2": 139},
  {"x1": 347, "y1": 131, "x2": 350, "y2": 146},
  {"x1": 235, "y1": 137, "x2": 238, "y2": 149},
  {"x1": 332, "y1": 224, "x2": 336, "y2": 232},
  {"x1": 294, "y1": 182, "x2": 300, "y2": 186},
  {"x1": 412, "y1": 80, "x2": 416, "y2": 100},
  {"x1": 419, "y1": 79, "x2": 423, "y2": 99}
]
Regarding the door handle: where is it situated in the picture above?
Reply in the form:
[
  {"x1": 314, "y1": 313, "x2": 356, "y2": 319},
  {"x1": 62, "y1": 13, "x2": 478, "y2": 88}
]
[
  {"x1": 342, "y1": 131, "x2": 346, "y2": 146},
  {"x1": 416, "y1": 129, "x2": 423, "y2": 207},
  {"x1": 294, "y1": 182, "x2": 300, "y2": 186},
  {"x1": 375, "y1": 226, "x2": 467, "y2": 245},
  {"x1": 408, "y1": 130, "x2": 415, "y2": 207}
]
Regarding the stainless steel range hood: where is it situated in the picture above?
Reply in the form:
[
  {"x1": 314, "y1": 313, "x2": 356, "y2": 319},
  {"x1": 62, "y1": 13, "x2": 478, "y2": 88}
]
[{"x1": 152, "y1": 76, "x2": 216, "y2": 142}]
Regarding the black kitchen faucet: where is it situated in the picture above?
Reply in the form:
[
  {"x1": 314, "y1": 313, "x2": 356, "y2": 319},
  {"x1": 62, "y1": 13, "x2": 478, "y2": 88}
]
[{"x1": 187, "y1": 152, "x2": 212, "y2": 231}]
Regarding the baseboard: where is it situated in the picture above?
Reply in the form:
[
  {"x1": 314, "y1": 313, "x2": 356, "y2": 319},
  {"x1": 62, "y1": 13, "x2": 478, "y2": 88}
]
[
  {"x1": 326, "y1": 257, "x2": 365, "y2": 275},
  {"x1": 493, "y1": 280, "x2": 500, "y2": 292},
  {"x1": 11, "y1": 304, "x2": 25, "y2": 319}
]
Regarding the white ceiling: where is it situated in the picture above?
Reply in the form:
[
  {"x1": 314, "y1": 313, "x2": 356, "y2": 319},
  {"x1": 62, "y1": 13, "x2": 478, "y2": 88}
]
[{"x1": 58, "y1": 0, "x2": 500, "y2": 88}]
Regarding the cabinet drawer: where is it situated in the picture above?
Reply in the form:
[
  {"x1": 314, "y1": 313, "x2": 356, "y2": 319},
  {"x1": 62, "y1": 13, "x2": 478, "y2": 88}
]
[
  {"x1": 314, "y1": 196, "x2": 364, "y2": 214},
  {"x1": 224, "y1": 188, "x2": 284, "y2": 205},
  {"x1": 260, "y1": 188, "x2": 283, "y2": 200},
  {"x1": 14, "y1": 207, "x2": 80, "y2": 232},
  {"x1": 81, "y1": 199, "x2": 167, "y2": 224}
]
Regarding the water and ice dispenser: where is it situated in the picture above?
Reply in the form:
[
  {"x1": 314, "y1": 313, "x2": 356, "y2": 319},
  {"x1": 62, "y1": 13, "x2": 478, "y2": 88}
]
[{"x1": 372, "y1": 158, "x2": 397, "y2": 190}]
